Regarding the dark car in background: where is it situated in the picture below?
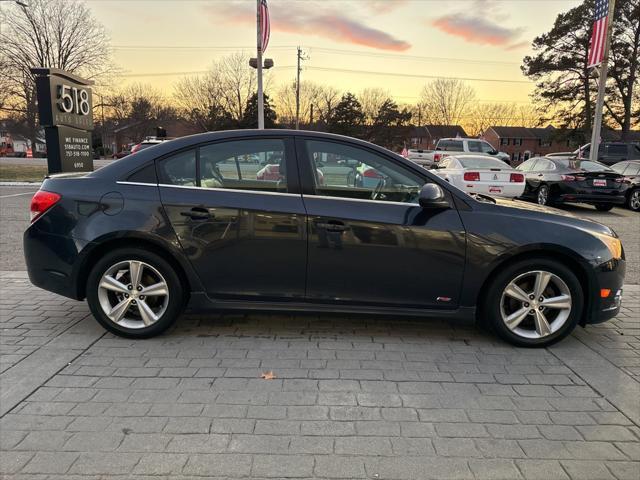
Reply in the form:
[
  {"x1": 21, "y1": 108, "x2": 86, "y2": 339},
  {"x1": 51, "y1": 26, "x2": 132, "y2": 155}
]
[
  {"x1": 611, "y1": 160, "x2": 640, "y2": 212},
  {"x1": 24, "y1": 130, "x2": 625, "y2": 348},
  {"x1": 516, "y1": 157, "x2": 628, "y2": 211},
  {"x1": 577, "y1": 142, "x2": 640, "y2": 166}
]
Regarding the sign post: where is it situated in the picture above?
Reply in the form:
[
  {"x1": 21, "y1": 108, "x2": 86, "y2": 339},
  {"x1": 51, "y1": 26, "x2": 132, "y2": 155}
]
[{"x1": 30, "y1": 68, "x2": 95, "y2": 174}]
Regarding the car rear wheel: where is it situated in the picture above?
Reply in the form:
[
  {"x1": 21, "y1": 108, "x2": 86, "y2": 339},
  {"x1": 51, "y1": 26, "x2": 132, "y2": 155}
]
[
  {"x1": 595, "y1": 203, "x2": 614, "y2": 212},
  {"x1": 537, "y1": 185, "x2": 551, "y2": 206},
  {"x1": 627, "y1": 189, "x2": 640, "y2": 212},
  {"x1": 86, "y1": 248, "x2": 185, "y2": 338},
  {"x1": 483, "y1": 259, "x2": 583, "y2": 347}
]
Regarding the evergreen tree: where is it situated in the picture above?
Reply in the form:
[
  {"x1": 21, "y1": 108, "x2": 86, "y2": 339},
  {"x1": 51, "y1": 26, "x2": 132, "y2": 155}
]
[
  {"x1": 369, "y1": 99, "x2": 412, "y2": 149},
  {"x1": 328, "y1": 93, "x2": 365, "y2": 138},
  {"x1": 239, "y1": 93, "x2": 277, "y2": 129}
]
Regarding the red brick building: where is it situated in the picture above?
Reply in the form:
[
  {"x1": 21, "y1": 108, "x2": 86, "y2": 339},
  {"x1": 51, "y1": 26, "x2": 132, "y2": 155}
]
[{"x1": 482, "y1": 126, "x2": 580, "y2": 164}]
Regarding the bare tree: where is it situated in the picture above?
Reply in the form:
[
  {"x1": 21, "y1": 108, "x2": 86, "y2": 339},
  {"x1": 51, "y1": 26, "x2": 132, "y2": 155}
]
[
  {"x1": 314, "y1": 85, "x2": 341, "y2": 129},
  {"x1": 359, "y1": 88, "x2": 390, "y2": 125},
  {"x1": 275, "y1": 80, "x2": 322, "y2": 128},
  {"x1": 217, "y1": 53, "x2": 257, "y2": 123},
  {"x1": 172, "y1": 53, "x2": 260, "y2": 127},
  {"x1": 418, "y1": 79, "x2": 476, "y2": 126},
  {"x1": 174, "y1": 72, "x2": 229, "y2": 132},
  {"x1": 105, "y1": 84, "x2": 173, "y2": 143},
  {"x1": 0, "y1": 0, "x2": 114, "y2": 146},
  {"x1": 466, "y1": 103, "x2": 518, "y2": 137}
]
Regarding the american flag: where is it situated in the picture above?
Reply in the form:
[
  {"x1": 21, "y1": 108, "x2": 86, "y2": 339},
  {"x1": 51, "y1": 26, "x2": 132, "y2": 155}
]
[
  {"x1": 260, "y1": 0, "x2": 270, "y2": 53},
  {"x1": 588, "y1": 0, "x2": 610, "y2": 68}
]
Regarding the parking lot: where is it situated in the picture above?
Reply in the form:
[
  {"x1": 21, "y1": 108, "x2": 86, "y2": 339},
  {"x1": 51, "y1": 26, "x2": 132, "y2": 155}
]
[{"x1": 1, "y1": 184, "x2": 638, "y2": 479}]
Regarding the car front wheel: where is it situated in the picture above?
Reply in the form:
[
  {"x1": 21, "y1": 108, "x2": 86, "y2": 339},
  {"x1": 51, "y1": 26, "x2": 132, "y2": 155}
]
[
  {"x1": 483, "y1": 259, "x2": 583, "y2": 347},
  {"x1": 627, "y1": 189, "x2": 640, "y2": 212},
  {"x1": 86, "y1": 248, "x2": 185, "y2": 338}
]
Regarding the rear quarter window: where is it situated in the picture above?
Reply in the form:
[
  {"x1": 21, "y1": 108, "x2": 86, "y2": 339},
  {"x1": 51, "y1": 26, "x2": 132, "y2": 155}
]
[{"x1": 127, "y1": 163, "x2": 157, "y2": 184}]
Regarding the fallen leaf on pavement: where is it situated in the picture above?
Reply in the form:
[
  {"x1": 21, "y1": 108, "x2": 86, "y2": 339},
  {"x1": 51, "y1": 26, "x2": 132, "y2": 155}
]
[{"x1": 261, "y1": 371, "x2": 276, "y2": 380}]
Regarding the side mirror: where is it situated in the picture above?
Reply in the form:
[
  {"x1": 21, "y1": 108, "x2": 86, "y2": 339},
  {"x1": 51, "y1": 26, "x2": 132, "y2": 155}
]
[{"x1": 419, "y1": 183, "x2": 449, "y2": 209}]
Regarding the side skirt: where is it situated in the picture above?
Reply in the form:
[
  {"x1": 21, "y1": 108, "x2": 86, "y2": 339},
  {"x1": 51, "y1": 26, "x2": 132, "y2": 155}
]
[{"x1": 186, "y1": 292, "x2": 477, "y2": 324}]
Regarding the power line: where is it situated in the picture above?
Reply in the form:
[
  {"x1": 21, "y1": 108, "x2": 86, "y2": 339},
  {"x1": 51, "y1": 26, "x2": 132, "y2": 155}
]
[
  {"x1": 305, "y1": 66, "x2": 532, "y2": 84},
  {"x1": 308, "y1": 47, "x2": 521, "y2": 66}
]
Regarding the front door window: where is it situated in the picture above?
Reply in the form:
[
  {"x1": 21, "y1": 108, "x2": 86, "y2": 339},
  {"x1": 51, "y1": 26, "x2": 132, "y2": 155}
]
[{"x1": 304, "y1": 140, "x2": 425, "y2": 204}]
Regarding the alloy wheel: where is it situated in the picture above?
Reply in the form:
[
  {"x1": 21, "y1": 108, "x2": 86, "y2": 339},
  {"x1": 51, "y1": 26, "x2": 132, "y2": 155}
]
[
  {"x1": 630, "y1": 190, "x2": 640, "y2": 211},
  {"x1": 97, "y1": 260, "x2": 169, "y2": 329},
  {"x1": 500, "y1": 270, "x2": 572, "y2": 340},
  {"x1": 537, "y1": 186, "x2": 548, "y2": 205}
]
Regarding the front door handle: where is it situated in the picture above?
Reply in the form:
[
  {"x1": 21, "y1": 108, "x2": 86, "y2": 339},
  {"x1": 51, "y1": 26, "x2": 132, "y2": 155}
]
[
  {"x1": 316, "y1": 221, "x2": 348, "y2": 232},
  {"x1": 180, "y1": 207, "x2": 211, "y2": 220}
]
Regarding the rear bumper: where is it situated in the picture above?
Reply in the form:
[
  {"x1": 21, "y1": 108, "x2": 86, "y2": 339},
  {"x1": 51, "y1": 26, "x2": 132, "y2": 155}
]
[
  {"x1": 557, "y1": 193, "x2": 626, "y2": 205},
  {"x1": 585, "y1": 258, "x2": 626, "y2": 324},
  {"x1": 467, "y1": 183, "x2": 525, "y2": 198},
  {"x1": 24, "y1": 228, "x2": 84, "y2": 300}
]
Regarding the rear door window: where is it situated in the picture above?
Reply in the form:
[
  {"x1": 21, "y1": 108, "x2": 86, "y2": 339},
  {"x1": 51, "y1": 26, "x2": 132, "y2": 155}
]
[
  {"x1": 157, "y1": 149, "x2": 197, "y2": 186},
  {"x1": 199, "y1": 139, "x2": 288, "y2": 193},
  {"x1": 438, "y1": 140, "x2": 464, "y2": 152}
]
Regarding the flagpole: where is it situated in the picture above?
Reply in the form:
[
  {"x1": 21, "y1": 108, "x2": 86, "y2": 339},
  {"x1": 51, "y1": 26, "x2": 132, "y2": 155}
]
[
  {"x1": 588, "y1": 0, "x2": 615, "y2": 163},
  {"x1": 256, "y1": 0, "x2": 265, "y2": 130}
]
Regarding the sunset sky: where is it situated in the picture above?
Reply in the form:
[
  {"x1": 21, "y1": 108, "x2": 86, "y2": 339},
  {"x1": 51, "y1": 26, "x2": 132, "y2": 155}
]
[{"x1": 85, "y1": 0, "x2": 583, "y2": 105}]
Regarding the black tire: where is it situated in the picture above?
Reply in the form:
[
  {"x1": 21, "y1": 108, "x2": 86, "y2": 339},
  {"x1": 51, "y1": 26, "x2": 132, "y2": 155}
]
[
  {"x1": 86, "y1": 248, "x2": 185, "y2": 338},
  {"x1": 627, "y1": 188, "x2": 640, "y2": 212},
  {"x1": 537, "y1": 185, "x2": 552, "y2": 206},
  {"x1": 595, "y1": 203, "x2": 614, "y2": 212},
  {"x1": 482, "y1": 258, "x2": 584, "y2": 348}
]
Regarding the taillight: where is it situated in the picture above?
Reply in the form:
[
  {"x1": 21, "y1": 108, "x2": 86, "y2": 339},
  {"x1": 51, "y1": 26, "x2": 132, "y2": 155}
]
[
  {"x1": 463, "y1": 172, "x2": 480, "y2": 181},
  {"x1": 30, "y1": 190, "x2": 61, "y2": 223},
  {"x1": 560, "y1": 175, "x2": 576, "y2": 181},
  {"x1": 510, "y1": 173, "x2": 524, "y2": 183},
  {"x1": 433, "y1": 153, "x2": 442, "y2": 162},
  {"x1": 363, "y1": 168, "x2": 383, "y2": 178}
]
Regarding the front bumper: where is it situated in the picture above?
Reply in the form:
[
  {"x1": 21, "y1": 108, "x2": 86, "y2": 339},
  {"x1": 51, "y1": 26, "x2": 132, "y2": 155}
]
[{"x1": 585, "y1": 258, "x2": 626, "y2": 324}]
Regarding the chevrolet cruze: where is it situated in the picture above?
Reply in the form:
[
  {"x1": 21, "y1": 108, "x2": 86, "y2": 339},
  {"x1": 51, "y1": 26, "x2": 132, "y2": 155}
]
[{"x1": 24, "y1": 130, "x2": 625, "y2": 347}]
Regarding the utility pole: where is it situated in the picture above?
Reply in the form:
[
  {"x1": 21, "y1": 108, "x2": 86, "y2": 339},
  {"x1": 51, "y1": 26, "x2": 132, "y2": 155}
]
[
  {"x1": 589, "y1": 0, "x2": 616, "y2": 163},
  {"x1": 310, "y1": 104, "x2": 314, "y2": 129},
  {"x1": 295, "y1": 47, "x2": 308, "y2": 130},
  {"x1": 256, "y1": 0, "x2": 264, "y2": 129}
]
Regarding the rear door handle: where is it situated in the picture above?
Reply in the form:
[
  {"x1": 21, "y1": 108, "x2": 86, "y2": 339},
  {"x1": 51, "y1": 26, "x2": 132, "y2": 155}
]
[
  {"x1": 180, "y1": 207, "x2": 211, "y2": 220},
  {"x1": 316, "y1": 221, "x2": 348, "y2": 232}
]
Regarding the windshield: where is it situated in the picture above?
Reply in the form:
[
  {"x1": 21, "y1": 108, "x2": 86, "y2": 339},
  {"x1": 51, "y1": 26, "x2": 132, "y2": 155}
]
[
  {"x1": 459, "y1": 157, "x2": 510, "y2": 169},
  {"x1": 558, "y1": 159, "x2": 612, "y2": 172}
]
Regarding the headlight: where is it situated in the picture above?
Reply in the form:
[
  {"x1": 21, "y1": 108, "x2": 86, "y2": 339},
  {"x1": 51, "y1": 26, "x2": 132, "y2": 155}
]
[{"x1": 592, "y1": 231, "x2": 622, "y2": 260}]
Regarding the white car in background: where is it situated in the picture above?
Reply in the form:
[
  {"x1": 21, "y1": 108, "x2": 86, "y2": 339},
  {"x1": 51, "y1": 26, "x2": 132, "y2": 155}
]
[
  {"x1": 407, "y1": 149, "x2": 435, "y2": 168},
  {"x1": 431, "y1": 155, "x2": 526, "y2": 198}
]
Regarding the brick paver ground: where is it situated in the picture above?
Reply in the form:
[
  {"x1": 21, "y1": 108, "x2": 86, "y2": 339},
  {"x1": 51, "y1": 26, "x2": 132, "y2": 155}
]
[{"x1": 1, "y1": 271, "x2": 638, "y2": 479}]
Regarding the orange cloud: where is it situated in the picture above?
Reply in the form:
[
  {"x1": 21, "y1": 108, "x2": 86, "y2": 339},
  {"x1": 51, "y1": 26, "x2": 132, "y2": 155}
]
[
  {"x1": 432, "y1": 14, "x2": 524, "y2": 48},
  {"x1": 206, "y1": 2, "x2": 411, "y2": 52}
]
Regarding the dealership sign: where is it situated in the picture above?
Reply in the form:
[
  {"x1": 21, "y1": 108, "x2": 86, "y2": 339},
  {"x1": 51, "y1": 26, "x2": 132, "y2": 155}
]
[{"x1": 31, "y1": 68, "x2": 94, "y2": 173}]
